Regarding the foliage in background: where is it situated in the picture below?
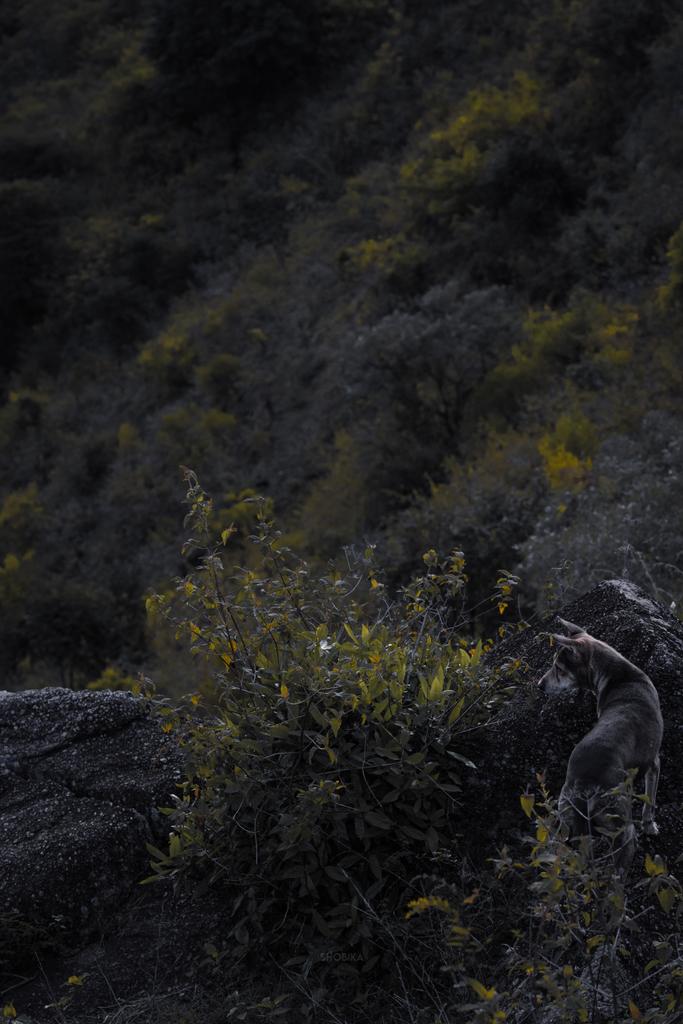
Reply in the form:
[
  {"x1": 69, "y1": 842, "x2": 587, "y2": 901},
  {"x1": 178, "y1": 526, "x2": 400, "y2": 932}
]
[{"x1": 2, "y1": 1, "x2": 683, "y2": 688}]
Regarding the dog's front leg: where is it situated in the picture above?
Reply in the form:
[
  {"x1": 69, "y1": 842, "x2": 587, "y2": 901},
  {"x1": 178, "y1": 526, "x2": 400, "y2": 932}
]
[{"x1": 641, "y1": 755, "x2": 661, "y2": 836}]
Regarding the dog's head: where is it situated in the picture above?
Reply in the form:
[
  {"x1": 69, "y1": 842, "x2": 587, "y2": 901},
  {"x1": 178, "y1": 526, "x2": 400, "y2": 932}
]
[{"x1": 538, "y1": 618, "x2": 593, "y2": 695}]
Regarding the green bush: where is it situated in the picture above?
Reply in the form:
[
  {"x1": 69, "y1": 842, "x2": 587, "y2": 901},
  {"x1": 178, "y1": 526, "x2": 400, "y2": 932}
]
[
  {"x1": 472, "y1": 292, "x2": 639, "y2": 424},
  {"x1": 145, "y1": 475, "x2": 518, "y2": 1008},
  {"x1": 62, "y1": 215, "x2": 190, "y2": 351},
  {"x1": 492, "y1": 778, "x2": 683, "y2": 1023},
  {"x1": 400, "y1": 71, "x2": 549, "y2": 230},
  {"x1": 657, "y1": 221, "x2": 683, "y2": 309},
  {"x1": 196, "y1": 353, "x2": 242, "y2": 408}
]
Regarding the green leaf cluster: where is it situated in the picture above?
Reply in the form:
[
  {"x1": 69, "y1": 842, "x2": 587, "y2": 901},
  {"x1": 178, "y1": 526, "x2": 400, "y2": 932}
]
[{"x1": 145, "y1": 476, "x2": 516, "y2": 990}]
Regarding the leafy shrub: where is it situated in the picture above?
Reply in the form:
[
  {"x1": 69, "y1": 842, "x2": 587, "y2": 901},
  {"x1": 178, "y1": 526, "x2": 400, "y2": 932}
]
[
  {"x1": 0, "y1": 483, "x2": 43, "y2": 547},
  {"x1": 342, "y1": 232, "x2": 426, "y2": 291},
  {"x1": 62, "y1": 215, "x2": 190, "y2": 352},
  {"x1": 377, "y1": 778, "x2": 683, "y2": 1023},
  {"x1": 86, "y1": 665, "x2": 139, "y2": 692},
  {"x1": 401, "y1": 71, "x2": 549, "y2": 230},
  {"x1": 298, "y1": 430, "x2": 370, "y2": 556},
  {"x1": 298, "y1": 285, "x2": 524, "y2": 562},
  {"x1": 491, "y1": 778, "x2": 683, "y2": 1023},
  {"x1": 138, "y1": 320, "x2": 198, "y2": 393},
  {"x1": 116, "y1": 421, "x2": 139, "y2": 451},
  {"x1": 196, "y1": 353, "x2": 242, "y2": 408},
  {"x1": 538, "y1": 412, "x2": 597, "y2": 492},
  {"x1": 521, "y1": 411, "x2": 683, "y2": 611},
  {"x1": 145, "y1": 475, "x2": 518, "y2": 1008},
  {"x1": 538, "y1": 436, "x2": 592, "y2": 493},
  {"x1": 399, "y1": 70, "x2": 580, "y2": 290},
  {"x1": 473, "y1": 293, "x2": 639, "y2": 423},
  {"x1": 657, "y1": 221, "x2": 683, "y2": 309},
  {"x1": 381, "y1": 428, "x2": 544, "y2": 615}
]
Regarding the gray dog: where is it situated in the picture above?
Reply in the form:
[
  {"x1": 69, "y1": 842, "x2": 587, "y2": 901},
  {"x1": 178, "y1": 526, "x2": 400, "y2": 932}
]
[{"x1": 538, "y1": 618, "x2": 663, "y2": 871}]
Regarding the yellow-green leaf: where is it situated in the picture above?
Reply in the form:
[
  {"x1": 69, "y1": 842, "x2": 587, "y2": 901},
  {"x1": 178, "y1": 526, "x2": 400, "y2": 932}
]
[
  {"x1": 520, "y1": 793, "x2": 535, "y2": 818},
  {"x1": 645, "y1": 852, "x2": 666, "y2": 876},
  {"x1": 2, "y1": 1005, "x2": 16, "y2": 1019},
  {"x1": 406, "y1": 751, "x2": 425, "y2": 765},
  {"x1": 657, "y1": 887, "x2": 675, "y2": 913},
  {"x1": 448, "y1": 695, "x2": 465, "y2": 724},
  {"x1": 468, "y1": 979, "x2": 496, "y2": 1000},
  {"x1": 428, "y1": 667, "x2": 444, "y2": 700},
  {"x1": 628, "y1": 1001, "x2": 642, "y2": 1021}
]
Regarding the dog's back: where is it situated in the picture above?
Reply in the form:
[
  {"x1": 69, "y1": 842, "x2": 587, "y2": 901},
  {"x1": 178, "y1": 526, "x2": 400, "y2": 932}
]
[{"x1": 567, "y1": 664, "x2": 662, "y2": 788}]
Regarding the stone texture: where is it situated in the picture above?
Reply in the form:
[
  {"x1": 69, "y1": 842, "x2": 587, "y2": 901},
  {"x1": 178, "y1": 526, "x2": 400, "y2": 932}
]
[{"x1": 0, "y1": 688, "x2": 182, "y2": 945}]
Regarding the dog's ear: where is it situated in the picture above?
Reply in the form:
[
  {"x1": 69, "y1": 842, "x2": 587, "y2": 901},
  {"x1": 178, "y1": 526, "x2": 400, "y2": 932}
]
[
  {"x1": 556, "y1": 617, "x2": 584, "y2": 637},
  {"x1": 551, "y1": 633, "x2": 584, "y2": 650}
]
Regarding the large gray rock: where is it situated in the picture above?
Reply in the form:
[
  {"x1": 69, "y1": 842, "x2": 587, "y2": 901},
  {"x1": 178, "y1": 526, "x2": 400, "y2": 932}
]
[
  {"x1": 464, "y1": 579, "x2": 683, "y2": 864},
  {"x1": 0, "y1": 688, "x2": 182, "y2": 952}
]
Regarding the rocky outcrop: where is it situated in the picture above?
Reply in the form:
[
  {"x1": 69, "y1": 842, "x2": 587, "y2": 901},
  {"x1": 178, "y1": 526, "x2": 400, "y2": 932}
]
[
  {"x1": 3, "y1": 582, "x2": 681, "y2": 1023},
  {"x1": 465, "y1": 578, "x2": 683, "y2": 863},
  {"x1": 0, "y1": 688, "x2": 182, "y2": 956}
]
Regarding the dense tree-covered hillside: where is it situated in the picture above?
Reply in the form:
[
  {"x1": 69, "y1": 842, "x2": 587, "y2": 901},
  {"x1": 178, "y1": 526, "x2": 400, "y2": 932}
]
[{"x1": 2, "y1": 0, "x2": 683, "y2": 690}]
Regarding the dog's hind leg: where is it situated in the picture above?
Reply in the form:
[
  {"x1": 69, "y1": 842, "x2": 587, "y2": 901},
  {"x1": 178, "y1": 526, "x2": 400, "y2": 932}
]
[
  {"x1": 558, "y1": 782, "x2": 590, "y2": 841},
  {"x1": 641, "y1": 755, "x2": 661, "y2": 836},
  {"x1": 579, "y1": 787, "x2": 636, "y2": 875},
  {"x1": 611, "y1": 820, "x2": 637, "y2": 874},
  {"x1": 595, "y1": 790, "x2": 637, "y2": 875}
]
